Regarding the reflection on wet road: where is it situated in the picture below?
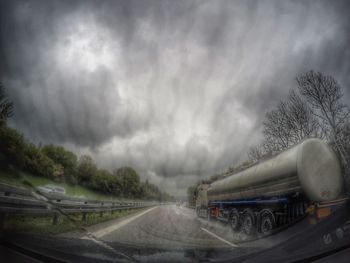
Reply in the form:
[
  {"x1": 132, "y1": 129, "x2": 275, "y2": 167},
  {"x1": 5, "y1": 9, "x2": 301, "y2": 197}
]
[
  {"x1": 5, "y1": 203, "x2": 350, "y2": 262},
  {"x1": 88, "y1": 205, "x2": 239, "y2": 249}
]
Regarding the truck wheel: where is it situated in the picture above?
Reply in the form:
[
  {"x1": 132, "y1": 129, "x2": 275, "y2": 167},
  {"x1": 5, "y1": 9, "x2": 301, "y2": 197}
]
[
  {"x1": 259, "y1": 209, "x2": 276, "y2": 235},
  {"x1": 230, "y1": 208, "x2": 240, "y2": 231},
  {"x1": 242, "y1": 208, "x2": 256, "y2": 235}
]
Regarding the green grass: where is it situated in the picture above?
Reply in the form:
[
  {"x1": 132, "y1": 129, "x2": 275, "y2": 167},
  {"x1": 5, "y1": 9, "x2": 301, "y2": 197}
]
[
  {"x1": 0, "y1": 169, "x2": 121, "y2": 201},
  {"x1": 0, "y1": 168, "x2": 151, "y2": 235},
  {"x1": 3, "y1": 208, "x2": 145, "y2": 235}
]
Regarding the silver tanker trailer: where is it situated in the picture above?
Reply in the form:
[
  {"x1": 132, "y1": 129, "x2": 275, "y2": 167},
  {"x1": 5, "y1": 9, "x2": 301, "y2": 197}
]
[{"x1": 195, "y1": 138, "x2": 345, "y2": 235}]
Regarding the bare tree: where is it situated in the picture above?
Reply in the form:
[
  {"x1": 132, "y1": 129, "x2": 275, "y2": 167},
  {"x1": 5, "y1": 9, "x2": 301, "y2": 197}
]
[
  {"x1": 297, "y1": 71, "x2": 349, "y2": 138},
  {"x1": 246, "y1": 71, "x2": 350, "y2": 191},
  {"x1": 247, "y1": 141, "x2": 278, "y2": 163},
  {"x1": 0, "y1": 82, "x2": 13, "y2": 125},
  {"x1": 287, "y1": 90, "x2": 323, "y2": 140},
  {"x1": 338, "y1": 124, "x2": 350, "y2": 152},
  {"x1": 263, "y1": 101, "x2": 290, "y2": 151},
  {"x1": 247, "y1": 145, "x2": 264, "y2": 163},
  {"x1": 297, "y1": 71, "x2": 350, "y2": 179},
  {"x1": 332, "y1": 122, "x2": 350, "y2": 190},
  {"x1": 262, "y1": 90, "x2": 320, "y2": 152}
]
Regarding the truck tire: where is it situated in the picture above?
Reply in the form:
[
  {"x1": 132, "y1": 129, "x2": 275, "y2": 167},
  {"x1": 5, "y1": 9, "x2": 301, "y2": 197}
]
[
  {"x1": 259, "y1": 209, "x2": 276, "y2": 235},
  {"x1": 230, "y1": 208, "x2": 241, "y2": 231},
  {"x1": 242, "y1": 208, "x2": 256, "y2": 235}
]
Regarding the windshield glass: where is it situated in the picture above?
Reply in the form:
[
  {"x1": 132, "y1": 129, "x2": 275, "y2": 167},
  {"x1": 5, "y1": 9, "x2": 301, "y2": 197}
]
[{"x1": 1, "y1": 0, "x2": 350, "y2": 262}]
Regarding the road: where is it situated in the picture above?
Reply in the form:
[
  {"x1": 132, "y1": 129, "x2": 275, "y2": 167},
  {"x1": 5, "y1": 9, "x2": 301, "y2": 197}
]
[
  {"x1": 2, "y1": 203, "x2": 350, "y2": 262},
  {"x1": 65, "y1": 202, "x2": 350, "y2": 261},
  {"x1": 78, "y1": 205, "x2": 244, "y2": 249}
]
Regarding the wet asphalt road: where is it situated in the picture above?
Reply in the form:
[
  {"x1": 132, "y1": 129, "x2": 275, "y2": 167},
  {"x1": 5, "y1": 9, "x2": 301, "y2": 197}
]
[
  {"x1": 81, "y1": 203, "x2": 350, "y2": 261},
  {"x1": 54, "y1": 204, "x2": 262, "y2": 261},
  {"x1": 90, "y1": 205, "x2": 240, "y2": 249},
  {"x1": 2, "y1": 203, "x2": 350, "y2": 262}
]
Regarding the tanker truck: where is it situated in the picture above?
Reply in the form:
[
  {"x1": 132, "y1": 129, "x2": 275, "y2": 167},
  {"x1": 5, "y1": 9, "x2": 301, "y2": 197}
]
[{"x1": 195, "y1": 138, "x2": 345, "y2": 235}]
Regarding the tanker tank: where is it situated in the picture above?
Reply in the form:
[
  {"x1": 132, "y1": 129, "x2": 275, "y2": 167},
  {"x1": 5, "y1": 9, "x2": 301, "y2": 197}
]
[{"x1": 207, "y1": 138, "x2": 343, "y2": 203}]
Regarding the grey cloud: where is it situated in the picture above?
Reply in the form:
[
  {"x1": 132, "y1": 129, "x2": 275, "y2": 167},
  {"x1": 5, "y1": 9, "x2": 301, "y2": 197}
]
[{"x1": 1, "y1": 0, "x2": 350, "y2": 196}]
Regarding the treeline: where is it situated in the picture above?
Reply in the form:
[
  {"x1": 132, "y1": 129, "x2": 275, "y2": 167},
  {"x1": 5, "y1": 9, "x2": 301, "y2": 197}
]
[
  {"x1": 0, "y1": 83, "x2": 173, "y2": 201},
  {"x1": 248, "y1": 70, "x2": 350, "y2": 167}
]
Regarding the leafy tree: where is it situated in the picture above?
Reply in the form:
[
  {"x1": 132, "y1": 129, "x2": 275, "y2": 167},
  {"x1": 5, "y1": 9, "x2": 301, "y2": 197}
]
[
  {"x1": 89, "y1": 169, "x2": 122, "y2": 195},
  {"x1": 114, "y1": 167, "x2": 141, "y2": 198},
  {"x1": 24, "y1": 143, "x2": 63, "y2": 180},
  {"x1": 109, "y1": 175, "x2": 123, "y2": 196},
  {"x1": 90, "y1": 169, "x2": 111, "y2": 193},
  {"x1": 0, "y1": 83, "x2": 13, "y2": 126},
  {"x1": 140, "y1": 181, "x2": 160, "y2": 200},
  {"x1": 138, "y1": 180, "x2": 174, "y2": 201},
  {"x1": 77, "y1": 155, "x2": 97, "y2": 184},
  {"x1": 42, "y1": 145, "x2": 78, "y2": 184},
  {"x1": 0, "y1": 126, "x2": 26, "y2": 168}
]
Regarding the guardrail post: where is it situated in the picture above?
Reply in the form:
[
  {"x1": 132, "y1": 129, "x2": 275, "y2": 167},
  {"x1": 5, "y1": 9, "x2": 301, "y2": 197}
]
[
  {"x1": 82, "y1": 212, "x2": 87, "y2": 222},
  {"x1": 99, "y1": 202, "x2": 104, "y2": 217},
  {"x1": 52, "y1": 212, "x2": 59, "y2": 225},
  {"x1": 0, "y1": 213, "x2": 6, "y2": 231}
]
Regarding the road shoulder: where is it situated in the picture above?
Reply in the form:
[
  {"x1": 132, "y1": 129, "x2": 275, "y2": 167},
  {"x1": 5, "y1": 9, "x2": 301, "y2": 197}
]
[{"x1": 57, "y1": 206, "x2": 157, "y2": 239}]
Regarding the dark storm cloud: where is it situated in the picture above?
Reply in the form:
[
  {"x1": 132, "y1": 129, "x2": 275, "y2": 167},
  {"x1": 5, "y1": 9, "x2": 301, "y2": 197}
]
[{"x1": 1, "y1": 0, "x2": 350, "y2": 195}]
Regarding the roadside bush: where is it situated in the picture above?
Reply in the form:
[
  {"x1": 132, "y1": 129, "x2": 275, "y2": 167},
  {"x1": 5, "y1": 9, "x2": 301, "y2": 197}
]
[
  {"x1": 0, "y1": 125, "x2": 26, "y2": 169},
  {"x1": 42, "y1": 145, "x2": 78, "y2": 184},
  {"x1": 23, "y1": 143, "x2": 63, "y2": 181}
]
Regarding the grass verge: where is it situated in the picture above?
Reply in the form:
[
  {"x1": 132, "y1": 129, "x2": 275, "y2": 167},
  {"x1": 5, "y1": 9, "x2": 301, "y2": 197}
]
[
  {"x1": 0, "y1": 168, "x2": 122, "y2": 201},
  {"x1": 3, "y1": 208, "x2": 146, "y2": 235}
]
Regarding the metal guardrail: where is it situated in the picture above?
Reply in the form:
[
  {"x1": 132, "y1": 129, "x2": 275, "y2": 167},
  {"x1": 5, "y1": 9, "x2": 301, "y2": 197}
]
[{"x1": 0, "y1": 182, "x2": 162, "y2": 226}]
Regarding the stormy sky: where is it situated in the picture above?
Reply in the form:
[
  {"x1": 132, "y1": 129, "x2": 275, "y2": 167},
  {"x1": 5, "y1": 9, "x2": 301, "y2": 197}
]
[{"x1": 1, "y1": 0, "x2": 350, "y2": 196}]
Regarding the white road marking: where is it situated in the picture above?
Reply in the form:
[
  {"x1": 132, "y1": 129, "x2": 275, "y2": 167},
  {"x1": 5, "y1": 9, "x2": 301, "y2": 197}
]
[
  {"x1": 80, "y1": 235, "x2": 135, "y2": 261},
  {"x1": 87, "y1": 206, "x2": 158, "y2": 238},
  {"x1": 201, "y1": 227, "x2": 238, "y2": 247}
]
